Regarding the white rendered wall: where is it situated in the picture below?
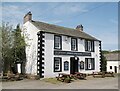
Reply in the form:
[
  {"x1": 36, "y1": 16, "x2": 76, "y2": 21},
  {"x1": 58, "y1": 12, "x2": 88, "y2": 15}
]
[
  {"x1": 22, "y1": 21, "x2": 39, "y2": 75},
  {"x1": 107, "y1": 61, "x2": 119, "y2": 73},
  {"x1": 22, "y1": 21, "x2": 101, "y2": 77},
  {"x1": 44, "y1": 33, "x2": 101, "y2": 78}
]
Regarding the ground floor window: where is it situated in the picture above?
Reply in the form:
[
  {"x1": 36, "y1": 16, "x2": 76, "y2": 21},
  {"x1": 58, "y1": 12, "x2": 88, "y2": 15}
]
[
  {"x1": 80, "y1": 61, "x2": 84, "y2": 69},
  {"x1": 54, "y1": 57, "x2": 62, "y2": 72},
  {"x1": 64, "y1": 61, "x2": 69, "y2": 71},
  {"x1": 85, "y1": 58, "x2": 95, "y2": 70}
]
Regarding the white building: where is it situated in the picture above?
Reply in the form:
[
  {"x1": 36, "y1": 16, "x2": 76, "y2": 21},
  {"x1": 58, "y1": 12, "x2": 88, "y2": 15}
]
[
  {"x1": 104, "y1": 53, "x2": 120, "y2": 73},
  {"x1": 22, "y1": 12, "x2": 102, "y2": 78}
]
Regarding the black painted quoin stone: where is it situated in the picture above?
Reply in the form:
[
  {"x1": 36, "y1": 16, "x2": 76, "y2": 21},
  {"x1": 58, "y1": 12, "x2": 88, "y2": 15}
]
[{"x1": 37, "y1": 31, "x2": 45, "y2": 78}]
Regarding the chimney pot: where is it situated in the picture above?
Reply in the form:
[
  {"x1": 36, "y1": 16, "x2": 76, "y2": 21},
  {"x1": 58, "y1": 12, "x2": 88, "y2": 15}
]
[
  {"x1": 24, "y1": 11, "x2": 32, "y2": 23},
  {"x1": 76, "y1": 24, "x2": 83, "y2": 31}
]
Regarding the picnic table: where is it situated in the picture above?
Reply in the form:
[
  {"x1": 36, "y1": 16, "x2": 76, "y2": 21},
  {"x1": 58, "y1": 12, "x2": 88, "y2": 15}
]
[
  {"x1": 73, "y1": 72, "x2": 87, "y2": 79},
  {"x1": 93, "y1": 72, "x2": 105, "y2": 78},
  {"x1": 93, "y1": 71, "x2": 114, "y2": 78},
  {"x1": 56, "y1": 73, "x2": 71, "y2": 83},
  {"x1": 104, "y1": 71, "x2": 114, "y2": 77}
]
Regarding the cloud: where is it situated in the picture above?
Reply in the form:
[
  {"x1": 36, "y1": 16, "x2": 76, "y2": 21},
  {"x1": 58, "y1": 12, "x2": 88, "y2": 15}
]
[
  {"x1": 2, "y1": 3, "x2": 31, "y2": 27},
  {"x1": 109, "y1": 19, "x2": 118, "y2": 25},
  {"x1": 53, "y1": 3, "x2": 88, "y2": 16}
]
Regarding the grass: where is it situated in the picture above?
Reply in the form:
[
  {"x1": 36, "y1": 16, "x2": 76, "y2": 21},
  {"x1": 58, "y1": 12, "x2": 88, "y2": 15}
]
[{"x1": 41, "y1": 78, "x2": 62, "y2": 84}]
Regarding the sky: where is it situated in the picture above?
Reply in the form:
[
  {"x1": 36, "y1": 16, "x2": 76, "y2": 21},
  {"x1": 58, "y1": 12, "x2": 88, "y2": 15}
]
[{"x1": 1, "y1": 1, "x2": 118, "y2": 51}]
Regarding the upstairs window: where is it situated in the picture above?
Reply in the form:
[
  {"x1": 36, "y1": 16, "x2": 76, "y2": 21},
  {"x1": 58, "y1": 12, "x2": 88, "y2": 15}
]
[
  {"x1": 71, "y1": 38, "x2": 77, "y2": 51},
  {"x1": 85, "y1": 40, "x2": 94, "y2": 52},
  {"x1": 54, "y1": 35, "x2": 62, "y2": 49}
]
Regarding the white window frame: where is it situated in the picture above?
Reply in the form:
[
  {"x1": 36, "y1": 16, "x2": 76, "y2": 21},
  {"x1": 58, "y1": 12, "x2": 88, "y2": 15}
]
[
  {"x1": 64, "y1": 61, "x2": 69, "y2": 71},
  {"x1": 54, "y1": 57, "x2": 62, "y2": 72},
  {"x1": 71, "y1": 38, "x2": 77, "y2": 51},
  {"x1": 54, "y1": 35, "x2": 62, "y2": 49}
]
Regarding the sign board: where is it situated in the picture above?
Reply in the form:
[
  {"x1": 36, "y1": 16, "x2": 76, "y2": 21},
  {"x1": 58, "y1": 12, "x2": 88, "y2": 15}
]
[{"x1": 54, "y1": 50, "x2": 91, "y2": 56}]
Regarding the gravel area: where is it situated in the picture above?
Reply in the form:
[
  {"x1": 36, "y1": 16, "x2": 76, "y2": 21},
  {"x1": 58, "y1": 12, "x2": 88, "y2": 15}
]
[{"x1": 2, "y1": 76, "x2": 118, "y2": 89}]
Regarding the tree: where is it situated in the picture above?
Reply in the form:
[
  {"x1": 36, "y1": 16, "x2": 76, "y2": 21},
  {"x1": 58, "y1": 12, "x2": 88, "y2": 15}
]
[
  {"x1": 12, "y1": 24, "x2": 26, "y2": 74},
  {"x1": 1, "y1": 23, "x2": 26, "y2": 74},
  {"x1": 100, "y1": 52, "x2": 107, "y2": 72},
  {"x1": 1, "y1": 22, "x2": 14, "y2": 73}
]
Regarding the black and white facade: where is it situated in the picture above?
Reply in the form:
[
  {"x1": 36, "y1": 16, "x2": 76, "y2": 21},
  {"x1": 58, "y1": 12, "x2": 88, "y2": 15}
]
[{"x1": 22, "y1": 12, "x2": 101, "y2": 78}]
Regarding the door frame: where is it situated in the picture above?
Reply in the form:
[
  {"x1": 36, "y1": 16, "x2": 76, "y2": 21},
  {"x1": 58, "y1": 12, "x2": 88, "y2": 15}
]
[{"x1": 70, "y1": 57, "x2": 79, "y2": 74}]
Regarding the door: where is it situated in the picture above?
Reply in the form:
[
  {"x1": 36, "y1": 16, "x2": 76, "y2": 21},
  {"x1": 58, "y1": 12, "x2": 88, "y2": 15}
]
[
  {"x1": 114, "y1": 66, "x2": 117, "y2": 73},
  {"x1": 70, "y1": 57, "x2": 78, "y2": 74}
]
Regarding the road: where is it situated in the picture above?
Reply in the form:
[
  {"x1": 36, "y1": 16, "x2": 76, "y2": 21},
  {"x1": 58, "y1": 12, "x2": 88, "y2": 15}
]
[{"x1": 2, "y1": 76, "x2": 118, "y2": 89}]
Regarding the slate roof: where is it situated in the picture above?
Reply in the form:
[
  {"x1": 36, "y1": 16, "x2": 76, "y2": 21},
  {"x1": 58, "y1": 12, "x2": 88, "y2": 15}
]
[
  {"x1": 104, "y1": 53, "x2": 120, "y2": 61},
  {"x1": 31, "y1": 20, "x2": 100, "y2": 41}
]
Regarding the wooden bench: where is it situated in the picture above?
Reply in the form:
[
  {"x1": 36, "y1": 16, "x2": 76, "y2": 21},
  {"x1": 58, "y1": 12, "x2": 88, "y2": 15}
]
[
  {"x1": 93, "y1": 72, "x2": 105, "y2": 78},
  {"x1": 104, "y1": 72, "x2": 114, "y2": 77}
]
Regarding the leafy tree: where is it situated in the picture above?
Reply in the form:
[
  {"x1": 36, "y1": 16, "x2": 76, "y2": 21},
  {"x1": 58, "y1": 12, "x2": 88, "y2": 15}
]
[
  {"x1": 1, "y1": 23, "x2": 26, "y2": 74},
  {"x1": 100, "y1": 52, "x2": 107, "y2": 72},
  {"x1": 12, "y1": 24, "x2": 26, "y2": 74},
  {"x1": 1, "y1": 22, "x2": 14, "y2": 73}
]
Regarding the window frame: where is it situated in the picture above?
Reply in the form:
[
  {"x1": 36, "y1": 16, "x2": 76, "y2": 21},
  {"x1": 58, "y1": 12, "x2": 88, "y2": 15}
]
[
  {"x1": 54, "y1": 57, "x2": 62, "y2": 72},
  {"x1": 64, "y1": 61, "x2": 69, "y2": 71},
  {"x1": 80, "y1": 61, "x2": 84, "y2": 69},
  {"x1": 110, "y1": 66, "x2": 112, "y2": 69},
  {"x1": 85, "y1": 40, "x2": 94, "y2": 52},
  {"x1": 54, "y1": 35, "x2": 62, "y2": 50},
  {"x1": 85, "y1": 58, "x2": 95, "y2": 70},
  {"x1": 71, "y1": 38, "x2": 78, "y2": 51}
]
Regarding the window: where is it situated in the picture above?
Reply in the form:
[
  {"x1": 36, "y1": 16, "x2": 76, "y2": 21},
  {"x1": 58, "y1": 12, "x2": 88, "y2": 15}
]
[
  {"x1": 71, "y1": 38, "x2": 77, "y2": 51},
  {"x1": 54, "y1": 35, "x2": 62, "y2": 49},
  {"x1": 80, "y1": 61, "x2": 84, "y2": 69},
  {"x1": 54, "y1": 57, "x2": 62, "y2": 72},
  {"x1": 110, "y1": 66, "x2": 112, "y2": 69},
  {"x1": 85, "y1": 40, "x2": 94, "y2": 52},
  {"x1": 64, "y1": 61, "x2": 69, "y2": 71},
  {"x1": 85, "y1": 58, "x2": 95, "y2": 70}
]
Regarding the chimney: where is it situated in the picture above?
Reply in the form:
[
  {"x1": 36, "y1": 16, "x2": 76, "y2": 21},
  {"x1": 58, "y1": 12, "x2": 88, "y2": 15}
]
[
  {"x1": 76, "y1": 24, "x2": 83, "y2": 31},
  {"x1": 24, "y1": 11, "x2": 32, "y2": 23}
]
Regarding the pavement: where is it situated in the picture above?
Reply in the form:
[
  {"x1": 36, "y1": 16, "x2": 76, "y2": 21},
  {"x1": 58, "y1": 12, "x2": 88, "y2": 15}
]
[{"x1": 2, "y1": 76, "x2": 118, "y2": 89}]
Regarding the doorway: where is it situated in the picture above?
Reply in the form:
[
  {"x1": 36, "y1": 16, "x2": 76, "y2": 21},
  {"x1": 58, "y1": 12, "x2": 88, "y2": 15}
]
[
  {"x1": 114, "y1": 66, "x2": 117, "y2": 73},
  {"x1": 70, "y1": 57, "x2": 79, "y2": 74}
]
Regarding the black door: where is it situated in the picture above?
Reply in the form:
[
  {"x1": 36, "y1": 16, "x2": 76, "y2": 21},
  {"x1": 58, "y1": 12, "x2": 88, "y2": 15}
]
[
  {"x1": 70, "y1": 57, "x2": 78, "y2": 74},
  {"x1": 114, "y1": 66, "x2": 117, "y2": 73}
]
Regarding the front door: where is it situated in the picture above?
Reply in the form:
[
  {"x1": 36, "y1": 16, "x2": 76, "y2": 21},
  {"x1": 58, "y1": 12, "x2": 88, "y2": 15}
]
[
  {"x1": 114, "y1": 66, "x2": 117, "y2": 73},
  {"x1": 70, "y1": 57, "x2": 78, "y2": 74}
]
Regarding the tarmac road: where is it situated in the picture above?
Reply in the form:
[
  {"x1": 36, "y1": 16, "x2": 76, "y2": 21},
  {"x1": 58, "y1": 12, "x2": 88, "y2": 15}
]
[{"x1": 2, "y1": 76, "x2": 118, "y2": 89}]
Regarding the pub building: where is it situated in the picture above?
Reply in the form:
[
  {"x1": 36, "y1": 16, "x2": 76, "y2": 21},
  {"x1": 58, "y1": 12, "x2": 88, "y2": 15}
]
[{"x1": 22, "y1": 12, "x2": 101, "y2": 78}]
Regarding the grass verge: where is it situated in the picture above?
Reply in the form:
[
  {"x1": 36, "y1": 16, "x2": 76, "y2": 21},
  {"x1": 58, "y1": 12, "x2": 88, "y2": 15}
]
[{"x1": 41, "y1": 78, "x2": 62, "y2": 84}]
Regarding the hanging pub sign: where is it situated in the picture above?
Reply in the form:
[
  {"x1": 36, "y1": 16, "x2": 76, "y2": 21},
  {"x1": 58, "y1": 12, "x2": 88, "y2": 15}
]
[{"x1": 54, "y1": 50, "x2": 91, "y2": 56}]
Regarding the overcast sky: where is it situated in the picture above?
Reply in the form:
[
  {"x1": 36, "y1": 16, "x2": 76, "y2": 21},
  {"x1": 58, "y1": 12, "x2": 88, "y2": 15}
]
[{"x1": 2, "y1": 2, "x2": 118, "y2": 51}]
